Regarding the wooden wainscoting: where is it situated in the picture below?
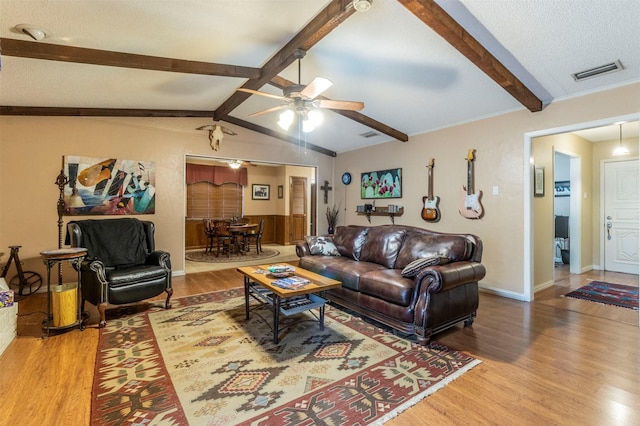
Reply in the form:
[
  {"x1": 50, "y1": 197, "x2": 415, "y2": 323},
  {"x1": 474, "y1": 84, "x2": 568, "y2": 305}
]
[{"x1": 186, "y1": 219, "x2": 208, "y2": 250}]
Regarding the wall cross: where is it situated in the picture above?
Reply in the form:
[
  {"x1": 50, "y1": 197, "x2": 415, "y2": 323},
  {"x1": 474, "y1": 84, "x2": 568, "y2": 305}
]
[{"x1": 321, "y1": 180, "x2": 332, "y2": 204}]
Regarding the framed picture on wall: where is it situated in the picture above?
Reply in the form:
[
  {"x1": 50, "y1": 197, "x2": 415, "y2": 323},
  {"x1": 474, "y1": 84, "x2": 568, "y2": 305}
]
[
  {"x1": 360, "y1": 168, "x2": 402, "y2": 199},
  {"x1": 534, "y1": 166, "x2": 545, "y2": 197},
  {"x1": 278, "y1": 185, "x2": 283, "y2": 199},
  {"x1": 252, "y1": 184, "x2": 270, "y2": 200}
]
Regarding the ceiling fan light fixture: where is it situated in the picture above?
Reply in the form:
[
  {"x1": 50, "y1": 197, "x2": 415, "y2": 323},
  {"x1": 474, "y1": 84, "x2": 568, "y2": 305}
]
[
  {"x1": 228, "y1": 160, "x2": 242, "y2": 169},
  {"x1": 612, "y1": 122, "x2": 629, "y2": 156},
  {"x1": 302, "y1": 109, "x2": 323, "y2": 133},
  {"x1": 353, "y1": 0, "x2": 372, "y2": 12},
  {"x1": 278, "y1": 109, "x2": 295, "y2": 130}
]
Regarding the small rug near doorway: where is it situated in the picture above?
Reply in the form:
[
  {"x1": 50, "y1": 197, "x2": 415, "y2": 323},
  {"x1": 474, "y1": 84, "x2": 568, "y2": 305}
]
[
  {"x1": 565, "y1": 281, "x2": 639, "y2": 311},
  {"x1": 91, "y1": 289, "x2": 480, "y2": 425},
  {"x1": 186, "y1": 248, "x2": 279, "y2": 263}
]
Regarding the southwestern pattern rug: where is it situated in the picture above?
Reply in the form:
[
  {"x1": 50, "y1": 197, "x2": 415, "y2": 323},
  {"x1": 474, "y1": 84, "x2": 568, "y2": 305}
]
[
  {"x1": 92, "y1": 289, "x2": 481, "y2": 425},
  {"x1": 565, "y1": 281, "x2": 639, "y2": 310}
]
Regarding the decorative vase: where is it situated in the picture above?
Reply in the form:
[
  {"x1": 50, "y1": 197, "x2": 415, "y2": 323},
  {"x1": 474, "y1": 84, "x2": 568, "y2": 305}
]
[{"x1": 328, "y1": 226, "x2": 334, "y2": 235}]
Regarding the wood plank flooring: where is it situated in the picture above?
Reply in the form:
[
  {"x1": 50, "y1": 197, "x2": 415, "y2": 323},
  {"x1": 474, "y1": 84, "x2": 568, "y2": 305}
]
[{"x1": 1, "y1": 265, "x2": 638, "y2": 425}]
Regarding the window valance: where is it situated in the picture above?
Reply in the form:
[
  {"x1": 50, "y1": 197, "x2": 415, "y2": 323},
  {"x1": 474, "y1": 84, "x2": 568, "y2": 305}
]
[{"x1": 186, "y1": 163, "x2": 248, "y2": 186}]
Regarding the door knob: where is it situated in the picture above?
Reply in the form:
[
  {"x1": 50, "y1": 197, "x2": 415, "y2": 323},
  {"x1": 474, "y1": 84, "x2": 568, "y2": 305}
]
[{"x1": 607, "y1": 221, "x2": 612, "y2": 240}]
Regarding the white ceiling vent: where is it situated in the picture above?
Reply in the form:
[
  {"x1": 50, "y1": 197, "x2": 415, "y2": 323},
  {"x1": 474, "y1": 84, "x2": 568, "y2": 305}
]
[
  {"x1": 571, "y1": 60, "x2": 624, "y2": 81},
  {"x1": 359, "y1": 131, "x2": 379, "y2": 138}
]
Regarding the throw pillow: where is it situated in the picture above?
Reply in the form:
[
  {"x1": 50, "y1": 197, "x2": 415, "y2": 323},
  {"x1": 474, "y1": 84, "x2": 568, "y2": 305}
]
[
  {"x1": 306, "y1": 236, "x2": 341, "y2": 256},
  {"x1": 401, "y1": 256, "x2": 450, "y2": 278}
]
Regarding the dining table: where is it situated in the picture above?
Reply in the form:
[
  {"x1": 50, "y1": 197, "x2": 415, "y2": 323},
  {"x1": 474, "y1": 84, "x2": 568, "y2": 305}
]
[{"x1": 229, "y1": 223, "x2": 259, "y2": 254}]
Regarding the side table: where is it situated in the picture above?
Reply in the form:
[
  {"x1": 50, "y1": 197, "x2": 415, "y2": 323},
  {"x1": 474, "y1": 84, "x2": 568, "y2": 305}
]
[{"x1": 40, "y1": 247, "x2": 87, "y2": 338}]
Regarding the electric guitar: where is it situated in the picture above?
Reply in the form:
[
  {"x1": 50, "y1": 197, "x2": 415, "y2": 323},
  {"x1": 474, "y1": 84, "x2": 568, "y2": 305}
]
[
  {"x1": 421, "y1": 158, "x2": 440, "y2": 222},
  {"x1": 459, "y1": 149, "x2": 483, "y2": 219}
]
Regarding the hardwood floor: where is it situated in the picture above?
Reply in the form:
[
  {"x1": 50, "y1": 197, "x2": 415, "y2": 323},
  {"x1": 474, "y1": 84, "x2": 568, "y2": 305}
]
[{"x1": 1, "y1": 266, "x2": 638, "y2": 425}]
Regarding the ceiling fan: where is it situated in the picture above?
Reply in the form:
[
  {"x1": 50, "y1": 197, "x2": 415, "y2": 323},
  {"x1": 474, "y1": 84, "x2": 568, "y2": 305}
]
[{"x1": 237, "y1": 49, "x2": 365, "y2": 132}]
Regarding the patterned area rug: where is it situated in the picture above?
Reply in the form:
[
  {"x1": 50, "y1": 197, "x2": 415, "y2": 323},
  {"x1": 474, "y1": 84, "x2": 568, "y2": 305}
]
[
  {"x1": 92, "y1": 289, "x2": 481, "y2": 425},
  {"x1": 565, "y1": 281, "x2": 639, "y2": 310},
  {"x1": 186, "y1": 248, "x2": 279, "y2": 263}
]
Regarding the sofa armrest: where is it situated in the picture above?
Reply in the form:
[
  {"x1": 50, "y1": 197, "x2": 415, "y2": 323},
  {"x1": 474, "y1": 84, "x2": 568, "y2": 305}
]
[
  {"x1": 295, "y1": 241, "x2": 312, "y2": 257},
  {"x1": 146, "y1": 250, "x2": 171, "y2": 270},
  {"x1": 415, "y1": 261, "x2": 486, "y2": 293}
]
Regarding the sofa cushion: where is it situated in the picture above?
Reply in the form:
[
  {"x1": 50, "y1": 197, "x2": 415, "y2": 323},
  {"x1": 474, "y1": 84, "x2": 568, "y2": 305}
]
[
  {"x1": 359, "y1": 269, "x2": 416, "y2": 306},
  {"x1": 360, "y1": 226, "x2": 406, "y2": 268},
  {"x1": 401, "y1": 256, "x2": 450, "y2": 278},
  {"x1": 305, "y1": 236, "x2": 340, "y2": 256},
  {"x1": 327, "y1": 260, "x2": 386, "y2": 291},
  {"x1": 333, "y1": 225, "x2": 369, "y2": 260},
  {"x1": 395, "y1": 231, "x2": 473, "y2": 269},
  {"x1": 106, "y1": 265, "x2": 167, "y2": 287},
  {"x1": 301, "y1": 256, "x2": 385, "y2": 291}
]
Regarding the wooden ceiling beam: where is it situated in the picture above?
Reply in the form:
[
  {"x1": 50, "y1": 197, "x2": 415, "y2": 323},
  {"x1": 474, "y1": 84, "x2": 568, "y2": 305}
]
[
  {"x1": 0, "y1": 38, "x2": 260, "y2": 79},
  {"x1": 0, "y1": 106, "x2": 213, "y2": 117},
  {"x1": 397, "y1": 0, "x2": 543, "y2": 112},
  {"x1": 269, "y1": 75, "x2": 409, "y2": 142},
  {"x1": 213, "y1": 0, "x2": 357, "y2": 120}
]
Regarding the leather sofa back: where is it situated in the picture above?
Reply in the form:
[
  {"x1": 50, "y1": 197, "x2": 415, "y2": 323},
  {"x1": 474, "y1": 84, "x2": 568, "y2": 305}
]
[
  {"x1": 395, "y1": 232, "x2": 473, "y2": 269},
  {"x1": 330, "y1": 224, "x2": 481, "y2": 269},
  {"x1": 333, "y1": 225, "x2": 369, "y2": 260},
  {"x1": 359, "y1": 226, "x2": 407, "y2": 268}
]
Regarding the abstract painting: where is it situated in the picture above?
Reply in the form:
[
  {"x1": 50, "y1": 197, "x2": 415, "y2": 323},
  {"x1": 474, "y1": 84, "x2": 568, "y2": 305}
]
[{"x1": 64, "y1": 156, "x2": 156, "y2": 215}]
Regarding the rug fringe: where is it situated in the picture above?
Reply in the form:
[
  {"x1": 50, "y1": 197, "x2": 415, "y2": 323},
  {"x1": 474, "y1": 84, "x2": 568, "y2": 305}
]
[{"x1": 369, "y1": 359, "x2": 483, "y2": 425}]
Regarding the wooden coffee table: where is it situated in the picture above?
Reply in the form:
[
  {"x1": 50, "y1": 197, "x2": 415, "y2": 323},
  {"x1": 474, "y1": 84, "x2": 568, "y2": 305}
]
[{"x1": 237, "y1": 264, "x2": 341, "y2": 344}]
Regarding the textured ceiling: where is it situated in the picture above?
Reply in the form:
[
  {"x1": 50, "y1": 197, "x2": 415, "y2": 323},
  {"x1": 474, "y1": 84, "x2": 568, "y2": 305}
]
[{"x1": 1, "y1": 0, "x2": 638, "y2": 153}]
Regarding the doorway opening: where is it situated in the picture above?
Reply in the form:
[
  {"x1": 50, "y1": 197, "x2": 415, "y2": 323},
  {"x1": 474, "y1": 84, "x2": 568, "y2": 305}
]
[{"x1": 524, "y1": 113, "x2": 640, "y2": 302}]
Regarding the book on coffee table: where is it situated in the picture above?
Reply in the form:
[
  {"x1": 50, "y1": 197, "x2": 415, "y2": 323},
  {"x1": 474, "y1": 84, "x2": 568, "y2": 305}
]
[{"x1": 271, "y1": 276, "x2": 310, "y2": 289}]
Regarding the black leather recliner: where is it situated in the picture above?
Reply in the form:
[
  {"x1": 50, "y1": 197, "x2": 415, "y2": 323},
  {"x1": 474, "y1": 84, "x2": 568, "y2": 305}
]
[{"x1": 67, "y1": 218, "x2": 172, "y2": 327}]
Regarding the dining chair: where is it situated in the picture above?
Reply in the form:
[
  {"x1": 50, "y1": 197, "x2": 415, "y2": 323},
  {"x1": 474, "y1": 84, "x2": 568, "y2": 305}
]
[
  {"x1": 213, "y1": 220, "x2": 235, "y2": 257},
  {"x1": 203, "y1": 219, "x2": 216, "y2": 253},
  {"x1": 244, "y1": 219, "x2": 265, "y2": 254}
]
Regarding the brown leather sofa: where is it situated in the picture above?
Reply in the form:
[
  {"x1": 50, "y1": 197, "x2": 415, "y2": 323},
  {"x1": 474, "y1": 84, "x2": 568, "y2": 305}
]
[{"x1": 296, "y1": 224, "x2": 485, "y2": 345}]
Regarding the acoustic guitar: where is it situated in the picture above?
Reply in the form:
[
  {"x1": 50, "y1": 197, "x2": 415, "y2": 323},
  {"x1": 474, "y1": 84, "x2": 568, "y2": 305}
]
[
  {"x1": 459, "y1": 149, "x2": 483, "y2": 219},
  {"x1": 421, "y1": 158, "x2": 440, "y2": 222}
]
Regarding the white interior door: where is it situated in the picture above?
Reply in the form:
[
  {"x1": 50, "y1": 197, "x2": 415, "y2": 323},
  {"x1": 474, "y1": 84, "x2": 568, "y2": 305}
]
[{"x1": 604, "y1": 159, "x2": 639, "y2": 274}]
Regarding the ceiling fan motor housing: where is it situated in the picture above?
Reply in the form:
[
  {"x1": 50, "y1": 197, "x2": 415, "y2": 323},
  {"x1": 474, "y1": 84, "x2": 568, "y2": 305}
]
[{"x1": 283, "y1": 84, "x2": 307, "y2": 99}]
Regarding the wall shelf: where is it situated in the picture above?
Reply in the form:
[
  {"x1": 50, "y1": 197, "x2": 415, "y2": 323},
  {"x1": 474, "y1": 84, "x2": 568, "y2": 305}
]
[{"x1": 356, "y1": 206, "x2": 404, "y2": 224}]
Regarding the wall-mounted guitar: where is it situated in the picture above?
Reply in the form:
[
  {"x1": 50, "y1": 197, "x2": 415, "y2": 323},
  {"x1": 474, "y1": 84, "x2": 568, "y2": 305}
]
[
  {"x1": 421, "y1": 158, "x2": 440, "y2": 222},
  {"x1": 459, "y1": 149, "x2": 484, "y2": 219}
]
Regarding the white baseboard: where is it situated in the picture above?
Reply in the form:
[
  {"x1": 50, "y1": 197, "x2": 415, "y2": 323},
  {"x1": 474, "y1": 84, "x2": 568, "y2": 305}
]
[
  {"x1": 534, "y1": 280, "x2": 555, "y2": 293},
  {"x1": 479, "y1": 284, "x2": 527, "y2": 301}
]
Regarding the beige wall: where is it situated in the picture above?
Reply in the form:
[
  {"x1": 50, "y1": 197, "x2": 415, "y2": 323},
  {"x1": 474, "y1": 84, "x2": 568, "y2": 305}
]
[
  {"x1": 1, "y1": 83, "x2": 638, "y2": 297},
  {"x1": 335, "y1": 83, "x2": 640, "y2": 299},
  {"x1": 0, "y1": 117, "x2": 332, "y2": 278}
]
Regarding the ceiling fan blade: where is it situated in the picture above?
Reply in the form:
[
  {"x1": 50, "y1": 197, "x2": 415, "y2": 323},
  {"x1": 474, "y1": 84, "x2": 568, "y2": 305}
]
[
  {"x1": 316, "y1": 99, "x2": 364, "y2": 111},
  {"x1": 248, "y1": 104, "x2": 289, "y2": 117},
  {"x1": 237, "y1": 88, "x2": 285, "y2": 101},
  {"x1": 300, "y1": 77, "x2": 333, "y2": 99}
]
